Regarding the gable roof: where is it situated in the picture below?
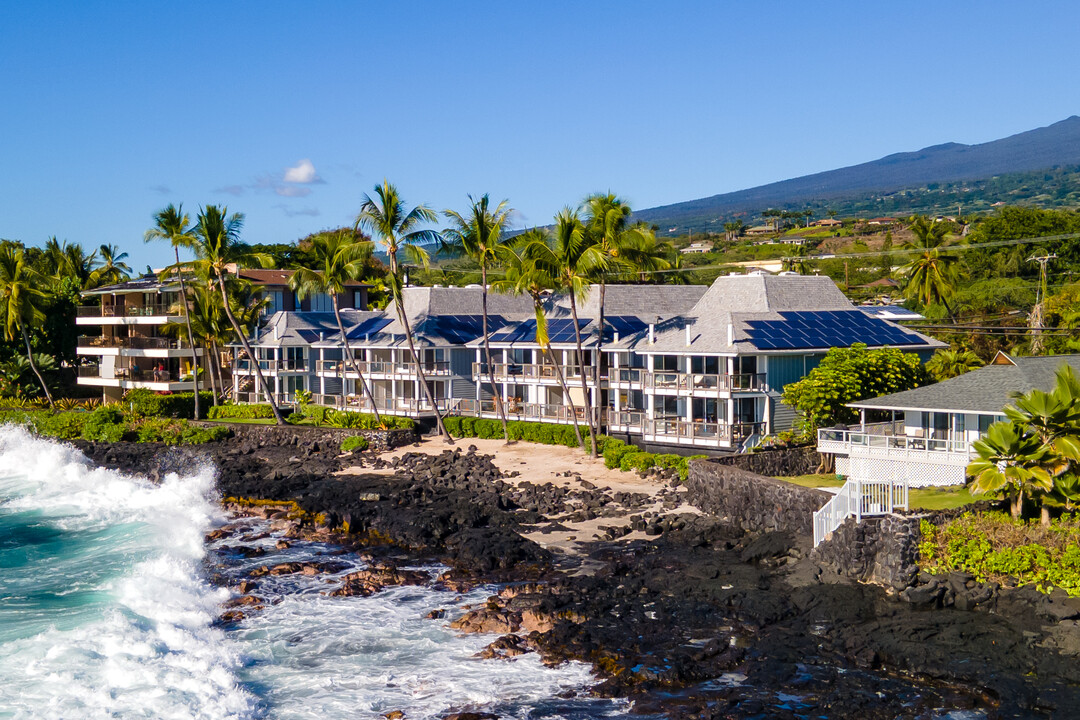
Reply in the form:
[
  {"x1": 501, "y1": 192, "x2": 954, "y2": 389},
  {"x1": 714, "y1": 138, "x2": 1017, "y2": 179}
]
[{"x1": 850, "y1": 354, "x2": 1080, "y2": 414}]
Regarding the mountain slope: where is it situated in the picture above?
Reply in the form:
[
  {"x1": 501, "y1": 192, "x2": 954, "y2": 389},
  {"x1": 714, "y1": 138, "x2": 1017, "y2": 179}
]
[{"x1": 635, "y1": 116, "x2": 1080, "y2": 230}]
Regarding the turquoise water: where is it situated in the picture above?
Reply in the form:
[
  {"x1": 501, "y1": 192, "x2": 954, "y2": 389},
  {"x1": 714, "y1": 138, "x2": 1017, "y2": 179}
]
[{"x1": 0, "y1": 428, "x2": 617, "y2": 719}]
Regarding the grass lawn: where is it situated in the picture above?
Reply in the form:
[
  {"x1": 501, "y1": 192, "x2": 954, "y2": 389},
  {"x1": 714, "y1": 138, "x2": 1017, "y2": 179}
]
[
  {"x1": 780, "y1": 473, "x2": 846, "y2": 488},
  {"x1": 909, "y1": 486, "x2": 977, "y2": 511}
]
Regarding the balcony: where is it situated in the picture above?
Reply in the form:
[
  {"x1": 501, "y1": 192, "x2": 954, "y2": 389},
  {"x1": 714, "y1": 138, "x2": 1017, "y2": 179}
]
[
  {"x1": 77, "y1": 335, "x2": 194, "y2": 351},
  {"x1": 77, "y1": 363, "x2": 194, "y2": 389},
  {"x1": 817, "y1": 426, "x2": 974, "y2": 487},
  {"x1": 472, "y1": 362, "x2": 588, "y2": 383},
  {"x1": 642, "y1": 418, "x2": 766, "y2": 447},
  {"x1": 236, "y1": 358, "x2": 309, "y2": 373},
  {"x1": 646, "y1": 371, "x2": 768, "y2": 393},
  {"x1": 77, "y1": 303, "x2": 179, "y2": 319},
  {"x1": 319, "y1": 359, "x2": 452, "y2": 378}
]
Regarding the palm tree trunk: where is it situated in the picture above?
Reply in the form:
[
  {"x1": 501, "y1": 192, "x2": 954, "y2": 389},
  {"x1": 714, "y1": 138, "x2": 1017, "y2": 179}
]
[
  {"x1": 568, "y1": 292, "x2": 597, "y2": 455},
  {"x1": 1012, "y1": 493, "x2": 1023, "y2": 519},
  {"x1": 481, "y1": 265, "x2": 510, "y2": 442},
  {"x1": 211, "y1": 341, "x2": 225, "y2": 405},
  {"x1": 333, "y1": 296, "x2": 383, "y2": 427},
  {"x1": 21, "y1": 325, "x2": 53, "y2": 409},
  {"x1": 592, "y1": 280, "x2": 606, "y2": 457},
  {"x1": 531, "y1": 294, "x2": 583, "y2": 451},
  {"x1": 174, "y1": 248, "x2": 200, "y2": 419},
  {"x1": 217, "y1": 275, "x2": 286, "y2": 425},
  {"x1": 203, "y1": 337, "x2": 218, "y2": 403},
  {"x1": 1041, "y1": 504, "x2": 1051, "y2": 527},
  {"x1": 389, "y1": 254, "x2": 452, "y2": 443}
]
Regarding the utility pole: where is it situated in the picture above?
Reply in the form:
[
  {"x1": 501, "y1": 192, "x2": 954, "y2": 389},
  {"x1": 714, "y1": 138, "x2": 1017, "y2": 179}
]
[
  {"x1": 844, "y1": 260, "x2": 850, "y2": 291},
  {"x1": 1027, "y1": 253, "x2": 1057, "y2": 354}
]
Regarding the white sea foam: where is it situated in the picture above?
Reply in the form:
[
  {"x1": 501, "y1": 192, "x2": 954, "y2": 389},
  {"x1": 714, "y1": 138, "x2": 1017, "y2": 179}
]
[{"x1": 0, "y1": 427, "x2": 255, "y2": 719}]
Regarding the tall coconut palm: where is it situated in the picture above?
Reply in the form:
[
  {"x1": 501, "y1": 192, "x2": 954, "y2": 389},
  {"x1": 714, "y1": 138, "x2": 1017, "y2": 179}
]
[
  {"x1": 42, "y1": 237, "x2": 98, "y2": 290},
  {"x1": 616, "y1": 226, "x2": 672, "y2": 283},
  {"x1": 183, "y1": 205, "x2": 285, "y2": 424},
  {"x1": 494, "y1": 231, "x2": 585, "y2": 450},
  {"x1": 527, "y1": 209, "x2": 605, "y2": 455},
  {"x1": 145, "y1": 204, "x2": 203, "y2": 418},
  {"x1": 355, "y1": 180, "x2": 452, "y2": 443},
  {"x1": 442, "y1": 194, "x2": 514, "y2": 442},
  {"x1": 899, "y1": 215, "x2": 961, "y2": 321},
  {"x1": 0, "y1": 245, "x2": 54, "y2": 407},
  {"x1": 289, "y1": 230, "x2": 384, "y2": 426},
  {"x1": 89, "y1": 244, "x2": 132, "y2": 288}
]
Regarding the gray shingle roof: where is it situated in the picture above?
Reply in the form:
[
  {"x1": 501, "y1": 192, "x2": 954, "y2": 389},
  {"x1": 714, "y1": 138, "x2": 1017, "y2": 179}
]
[
  {"x1": 850, "y1": 354, "x2": 1080, "y2": 414},
  {"x1": 607, "y1": 274, "x2": 943, "y2": 355},
  {"x1": 249, "y1": 310, "x2": 381, "y2": 346}
]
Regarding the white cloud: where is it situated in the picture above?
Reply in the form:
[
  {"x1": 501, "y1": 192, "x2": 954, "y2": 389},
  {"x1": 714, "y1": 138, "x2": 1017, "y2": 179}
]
[
  {"x1": 283, "y1": 158, "x2": 320, "y2": 184},
  {"x1": 275, "y1": 186, "x2": 312, "y2": 198}
]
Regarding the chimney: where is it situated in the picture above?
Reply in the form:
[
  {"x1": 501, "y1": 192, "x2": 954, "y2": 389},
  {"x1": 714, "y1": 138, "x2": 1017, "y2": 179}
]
[
  {"x1": 613, "y1": 331, "x2": 619, "y2": 343},
  {"x1": 273, "y1": 325, "x2": 279, "y2": 341},
  {"x1": 727, "y1": 323, "x2": 734, "y2": 346},
  {"x1": 648, "y1": 324, "x2": 655, "y2": 344},
  {"x1": 685, "y1": 324, "x2": 692, "y2": 347}
]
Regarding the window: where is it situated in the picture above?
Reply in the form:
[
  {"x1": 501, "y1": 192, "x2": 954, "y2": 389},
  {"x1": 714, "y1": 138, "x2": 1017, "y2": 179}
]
[
  {"x1": 266, "y1": 291, "x2": 283, "y2": 314},
  {"x1": 309, "y1": 293, "x2": 333, "y2": 312},
  {"x1": 691, "y1": 356, "x2": 720, "y2": 374}
]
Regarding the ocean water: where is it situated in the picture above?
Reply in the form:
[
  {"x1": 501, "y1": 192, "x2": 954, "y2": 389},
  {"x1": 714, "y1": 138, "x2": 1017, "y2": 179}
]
[{"x1": 0, "y1": 428, "x2": 622, "y2": 719}]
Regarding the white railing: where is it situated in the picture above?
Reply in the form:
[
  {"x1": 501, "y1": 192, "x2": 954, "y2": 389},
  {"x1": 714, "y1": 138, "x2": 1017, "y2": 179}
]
[
  {"x1": 812, "y1": 478, "x2": 909, "y2": 547},
  {"x1": 818, "y1": 428, "x2": 973, "y2": 458}
]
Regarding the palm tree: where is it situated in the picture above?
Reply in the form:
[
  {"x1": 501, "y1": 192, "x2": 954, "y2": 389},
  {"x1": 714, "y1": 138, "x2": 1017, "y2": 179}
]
[
  {"x1": 528, "y1": 208, "x2": 605, "y2": 455},
  {"x1": 289, "y1": 230, "x2": 384, "y2": 426},
  {"x1": 184, "y1": 205, "x2": 285, "y2": 424},
  {"x1": 145, "y1": 204, "x2": 203, "y2": 418},
  {"x1": 443, "y1": 194, "x2": 514, "y2": 442},
  {"x1": 88, "y1": 244, "x2": 131, "y2": 288},
  {"x1": 494, "y1": 231, "x2": 585, "y2": 450},
  {"x1": 355, "y1": 180, "x2": 452, "y2": 443},
  {"x1": 926, "y1": 349, "x2": 984, "y2": 381},
  {"x1": 0, "y1": 245, "x2": 54, "y2": 407},
  {"x1": 969, "y1": 421, "x2": 1054, "y2": 520},
  {"x1": 42, "y1": 237, "x2": 98, "y2": 290},
  {"x1": 899, "y1": 215, "x2": 961, "y2": 321},
  {"x1": 616, "y1": 226, "x2": 672, "y2": 283},
  {"x1": 781, "y1": 244, "x2": 811, "y2": 275}
]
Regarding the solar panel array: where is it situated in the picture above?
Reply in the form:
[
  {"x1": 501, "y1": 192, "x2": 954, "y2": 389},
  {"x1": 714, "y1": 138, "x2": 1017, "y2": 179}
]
[
  {"x1": 744, "y1": 311, "x2": 925, "y2": 350},
  {"x1": 488, "y1": 318, "x2": 588, "y2": 344},
  {"x1": 343, "y1": 316, "x2": 393, "y2": 340},
  {"x1": 424, "y1": 315, "x2": 488, "y2": 344},
  {"x1": 604, "y1": 316, "x2": 647, "y2": 341}
]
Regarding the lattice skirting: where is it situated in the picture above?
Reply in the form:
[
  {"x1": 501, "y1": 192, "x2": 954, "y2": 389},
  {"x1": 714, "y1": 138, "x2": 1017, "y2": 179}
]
[{"x1": 836, "y1": 455, "x2": 967, "y2": 488}]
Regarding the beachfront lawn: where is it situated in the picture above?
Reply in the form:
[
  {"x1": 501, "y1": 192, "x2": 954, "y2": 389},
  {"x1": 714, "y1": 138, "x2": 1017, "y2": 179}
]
[
  {"x1": 909, "y1": 485, "x2": 977, "y2": 511},
  {"x1": 780, "y1": 473, "x2": 846, "y2": 488}
]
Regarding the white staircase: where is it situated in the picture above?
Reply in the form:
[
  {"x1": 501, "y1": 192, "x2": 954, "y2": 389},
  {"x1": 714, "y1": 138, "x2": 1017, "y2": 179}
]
[{"x1": 812, "y1": 477, "x2": 909, "y2": 547}]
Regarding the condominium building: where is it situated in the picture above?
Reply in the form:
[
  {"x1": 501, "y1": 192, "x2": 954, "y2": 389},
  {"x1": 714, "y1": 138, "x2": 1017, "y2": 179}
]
[
  {"x1": 229, "y1": 272, "x2": 944, "y2": 453},
  {"x1": 76, "y1": 275, "x2": 206, "y2": 400}
]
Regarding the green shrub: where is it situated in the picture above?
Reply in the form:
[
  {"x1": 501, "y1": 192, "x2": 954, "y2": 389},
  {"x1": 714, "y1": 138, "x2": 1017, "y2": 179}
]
[
  {"x1": 207, "y1": 403, "x2": 276, "y2": 420},
  {"x1": 678, "y1": 455, "x2": 707, "y2": 482},
  {"x1": 919, "y1": 512, "x2": 1080, "y2": 596},
  {"x1": 299, "y1": 404, "x2": 332, "y2": 426},
  {"x1": 324, "y1": 410, "x2": 414, "y2": 431},
  {"x1": 619, "y1": 451, "x2": 657, "y2": 474},
  {"x1": 340, "y1": 435, "x2": 369, "y2": 453},
  {"x1": 180, "y1": 425, "x2": 230, "y2": 444},
  {"x1": 37, "y1": 411, "x2": 87, "y2": 440},
  {"x1": 603, "y1": 438, "x2": 633, "y2": 469},
  {"x1": 81, "y1": 406, "x2": 126, "y2": 442},
  {"x1": 123, "y1": 388, "x2": 214, "y2": 419}
]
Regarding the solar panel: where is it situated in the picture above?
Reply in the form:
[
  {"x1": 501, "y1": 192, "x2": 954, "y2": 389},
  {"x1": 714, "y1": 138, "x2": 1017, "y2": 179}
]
[{"x1": 744, "y1": 311, "x2": 925, "y2": 350}]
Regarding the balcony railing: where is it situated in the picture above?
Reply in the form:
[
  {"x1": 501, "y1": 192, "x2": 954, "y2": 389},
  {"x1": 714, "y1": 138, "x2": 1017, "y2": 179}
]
[
  {"x1": 77, "y1": 335, "x2": 192, "y2": 350},
  {"x1": 78, "y1": 304, "x2": 178, "y2": 318},
  {"x1": 647, "y1": 371, "x2": 768, "y2": 392},
  {"x1": 319, "y1": 359, "x2": 452, "y2": 377},
  {"x1": 77, "y1": 364, "x2": 187, "y2": 383},
  {"x1": 817, "y1": 428, "x2": 973, "y2": 458},
  {"x1": 237, "y1": 358, "x2": 309, "y2": 372},
  {"x1": 472, "y1": 362, "x2": 587, "y2": 382}
]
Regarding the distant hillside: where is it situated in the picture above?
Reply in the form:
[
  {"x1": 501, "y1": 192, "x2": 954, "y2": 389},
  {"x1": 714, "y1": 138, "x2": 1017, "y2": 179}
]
[{"x1": 635, "y1": 116, "x2": 1080, "y2": 233}]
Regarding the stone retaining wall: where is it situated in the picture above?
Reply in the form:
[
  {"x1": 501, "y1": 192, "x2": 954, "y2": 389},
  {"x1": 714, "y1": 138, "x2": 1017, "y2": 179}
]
[
  {"x1": 685, "y1": 458, "x2": 831, "y2": 536},
  {"x1": 810, "y1": 514, "x2": 923, "y2": 590},
  {"x1": 195, "y1": 422, "x2": 417, "y2": 452},
  {"x1": 712, "y1": 445, "x2": 823, "y2": 477}
]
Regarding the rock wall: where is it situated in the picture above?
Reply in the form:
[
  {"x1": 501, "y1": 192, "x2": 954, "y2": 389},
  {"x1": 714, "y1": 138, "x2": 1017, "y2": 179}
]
[
  {"x1": 810, "y1": 514, "x2": 923, "y2": 590},
  {"x1": 711, "y1": 445, "x2": 824, "y2": 477},
  {"x1": 686, "y1": 458, "x2": 831, "y2": 536},
  {"x1": 196, "y1": 422, "x2": 417, "y2": 452}
]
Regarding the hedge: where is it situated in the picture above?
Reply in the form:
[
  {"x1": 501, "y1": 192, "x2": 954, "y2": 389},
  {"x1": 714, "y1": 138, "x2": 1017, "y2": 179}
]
[
  {"x1": 207, "y1": 403, "x2": 277, "y2": 420},
  {"x1": 123, "y1": 388, "x2": 215, "y2": 419},
  {"x1": 0, "y1": 407, "x2": 230, "y2": 446},
  {"x1": 441, "y1": 417, "x2": 705, "y2": 482}
]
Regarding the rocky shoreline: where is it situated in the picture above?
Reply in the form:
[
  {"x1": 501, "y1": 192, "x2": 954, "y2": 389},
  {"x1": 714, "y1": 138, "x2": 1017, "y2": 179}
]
[{"x1": 72, "y1": 435, "x2": 1080, "y2": 718}]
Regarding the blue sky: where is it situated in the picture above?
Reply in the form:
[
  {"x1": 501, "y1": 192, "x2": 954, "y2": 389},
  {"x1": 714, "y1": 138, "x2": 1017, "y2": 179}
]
[{"x1": 2, "y1": 1, "x2": 1078, "y2": 271}]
